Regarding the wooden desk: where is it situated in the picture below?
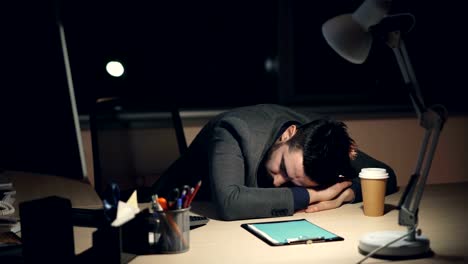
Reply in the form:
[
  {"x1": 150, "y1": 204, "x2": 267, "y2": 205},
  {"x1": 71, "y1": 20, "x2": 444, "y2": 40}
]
[
  {"x1": 134, "y1": 183, "x2": 468, "y2": 264},
  {"x1": 7, "y1": 171, "x2": 468, "y2": 263},
  {"x1": 7, "y1": 171, "x2": 102, "y2": 255},
  {"x1": 8, "y1": 171, "x2": 102, "y2": 212}
]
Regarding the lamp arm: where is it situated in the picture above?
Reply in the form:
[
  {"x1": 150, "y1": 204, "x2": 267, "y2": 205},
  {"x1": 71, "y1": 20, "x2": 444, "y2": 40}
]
[
  {"x1": 398, "y1": 113, "x2": 445, "y2": 231},
  {"x1": 388, "y1": 33, "x2": 426, "y2": 120},
  {"x1": 386, "y1": 32, "x2": 448, "y2": 232}
]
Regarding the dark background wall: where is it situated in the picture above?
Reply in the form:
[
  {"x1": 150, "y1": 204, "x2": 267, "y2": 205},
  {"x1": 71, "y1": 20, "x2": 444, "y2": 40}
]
[
  {"x1": 2, "y1": 0, "x2": 467, "y2": 187},
  {"x1": 4, "y1": 0, "x2": 467, "y2": 115}
]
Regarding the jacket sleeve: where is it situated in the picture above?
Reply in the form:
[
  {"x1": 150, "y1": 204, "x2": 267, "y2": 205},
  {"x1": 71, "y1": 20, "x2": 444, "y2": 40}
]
[
  {"x1": 208, "y1": 125, "x2": 295, "y2": 221},
  {"x1": 349, "y1": 150, "x2": 398, "y2": 203}
]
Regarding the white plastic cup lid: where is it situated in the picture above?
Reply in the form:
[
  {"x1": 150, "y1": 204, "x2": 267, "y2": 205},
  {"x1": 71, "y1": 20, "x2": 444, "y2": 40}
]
[
  {"x1": 359, "y1": 168, "x2": 389, "y2": 179},
  {"x1": 361, "y1": 168, "x2": 387, "y2": 172}
]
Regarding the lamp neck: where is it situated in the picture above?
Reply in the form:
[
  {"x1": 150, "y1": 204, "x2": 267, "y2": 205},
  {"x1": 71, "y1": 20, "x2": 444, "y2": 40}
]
[
  {"x1": 352, "y1": 0, "x2": 391, "y2": 29},
  {"x1": 383, "y1": 31, "x2": 427, "y2": 120}
]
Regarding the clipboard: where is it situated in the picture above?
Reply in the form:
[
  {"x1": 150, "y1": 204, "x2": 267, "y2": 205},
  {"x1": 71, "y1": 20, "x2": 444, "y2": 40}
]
[{"x1": 241, "y1": 219, "x2": 344, "y2": 246}]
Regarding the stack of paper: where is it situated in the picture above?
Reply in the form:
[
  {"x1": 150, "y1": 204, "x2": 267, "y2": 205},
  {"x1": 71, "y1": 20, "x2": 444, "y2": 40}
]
[
  {"x1": 0, "y1": 176, "x2": 13, "y2": 191},
  {"x1": 0, "y1": 216, "x2": 20, "y2": 234},
  {"x1": 1, "y1": 175, "x2": 18, "y2": 233}
]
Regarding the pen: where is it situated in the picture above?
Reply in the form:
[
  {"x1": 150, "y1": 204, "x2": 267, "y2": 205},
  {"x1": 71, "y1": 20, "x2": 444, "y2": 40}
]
[
  {"x1": 168, "y1": 188, "x2": 180, "y2": 209},
  {"x1": 157, "y1": 197, "x2": 168, "y2": 211},
  {"x1": 285, "y1": 236, "x2": 326, "y2": 245},
  {"x1": 176, "y1": 198, "x2": 183, "y2": 209},
  {"x1": 183, "y1": 187, "x2": 194, "y2": 208},
  {"x1": 178, "y1": 190, "x2": 186, "y2": 210},
  {"x1": 182, "y1": 185, "x2": 191, "y2": 195}
]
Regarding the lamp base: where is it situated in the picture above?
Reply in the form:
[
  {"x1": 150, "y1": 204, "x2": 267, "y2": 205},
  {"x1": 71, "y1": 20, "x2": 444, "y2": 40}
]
[{"x1": 358, "y1": 231, "x2": 431, "y2": 259}]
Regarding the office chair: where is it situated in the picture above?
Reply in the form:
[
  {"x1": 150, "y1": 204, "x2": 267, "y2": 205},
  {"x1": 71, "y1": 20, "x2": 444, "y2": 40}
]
[{"x1": 89, "y1": 97, "x2": 187, "y2": 202}]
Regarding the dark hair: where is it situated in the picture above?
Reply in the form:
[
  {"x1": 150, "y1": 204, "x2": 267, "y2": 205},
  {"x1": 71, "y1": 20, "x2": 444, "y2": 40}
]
[{"x1": 287, "y1": 119, "x2": 355, "y2": 186}]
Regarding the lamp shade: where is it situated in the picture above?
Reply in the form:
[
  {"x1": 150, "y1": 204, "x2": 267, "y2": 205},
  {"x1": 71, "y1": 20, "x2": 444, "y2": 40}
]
[
  {"x1": 322, "y1": 0, "x2": 391, "y2": 64},
  {"x1": 322, "y1": 14, "x2": 372, "y2": 64}
]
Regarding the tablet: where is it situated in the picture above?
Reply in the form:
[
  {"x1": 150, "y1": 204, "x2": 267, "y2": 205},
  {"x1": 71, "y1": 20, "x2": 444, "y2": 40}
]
[{"x1": 241, "y1": 219, "x2": 344, "y2": 246}]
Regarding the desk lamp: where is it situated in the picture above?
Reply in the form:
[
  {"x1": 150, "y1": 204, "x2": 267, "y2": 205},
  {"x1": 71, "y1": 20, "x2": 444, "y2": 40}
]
[{"x1": 322, "y1": 0, "x2": 448, "y2": 260}]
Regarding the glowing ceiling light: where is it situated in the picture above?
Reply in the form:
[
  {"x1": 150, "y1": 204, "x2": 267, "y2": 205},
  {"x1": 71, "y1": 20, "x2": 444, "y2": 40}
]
[{"x1": 106, "y1": 60, "x2": 125, "y2": 77}]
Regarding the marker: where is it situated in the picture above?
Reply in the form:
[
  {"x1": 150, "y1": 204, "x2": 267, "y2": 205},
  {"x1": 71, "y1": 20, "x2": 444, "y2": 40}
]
[
  {"x1": 172, "y1": 188, "x2": 180, "y2": 199},
  {"x1": 168, "y1": 188, "x2": 180, "y2": 209},
  {"x1": 285, "y1": 236, "x2": 325, "y2": 245}
]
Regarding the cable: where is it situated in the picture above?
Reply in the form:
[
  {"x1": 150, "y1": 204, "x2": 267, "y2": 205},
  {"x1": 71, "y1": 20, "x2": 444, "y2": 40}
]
[{"x1": 356, "y1": 228, "x2": 416, "y2": 264}]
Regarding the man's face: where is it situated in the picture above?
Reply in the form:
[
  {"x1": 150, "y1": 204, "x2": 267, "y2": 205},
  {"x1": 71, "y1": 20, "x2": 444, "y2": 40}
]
[{"x1": 264, "y1": 143, "x2": 319, "y2": 188}]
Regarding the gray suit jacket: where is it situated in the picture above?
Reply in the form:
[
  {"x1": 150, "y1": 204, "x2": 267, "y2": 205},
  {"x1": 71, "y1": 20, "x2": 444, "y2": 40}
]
[{"x1": 152, "y1": 104, "x2": 397, "y2": 220}]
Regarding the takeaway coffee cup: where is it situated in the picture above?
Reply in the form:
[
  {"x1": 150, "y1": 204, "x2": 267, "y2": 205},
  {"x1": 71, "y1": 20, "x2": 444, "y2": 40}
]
[{"x1": 359, "y1": 168, "x2": 389, "y2": 217}]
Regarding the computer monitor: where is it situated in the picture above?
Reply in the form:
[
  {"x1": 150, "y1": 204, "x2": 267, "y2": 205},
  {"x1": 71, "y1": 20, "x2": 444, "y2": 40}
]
[
  {"x1": 1, "y1": 1, "x2": 87, "y2": 181},
  {"x1": 90, "y1": 98, "x2": 186, "y2": 201}
]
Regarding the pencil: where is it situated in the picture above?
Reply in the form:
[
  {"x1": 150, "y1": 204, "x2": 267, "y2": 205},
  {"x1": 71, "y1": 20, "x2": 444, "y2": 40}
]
[{"x1": 186, "y1": 180, "x2": 202, "y2": 207}]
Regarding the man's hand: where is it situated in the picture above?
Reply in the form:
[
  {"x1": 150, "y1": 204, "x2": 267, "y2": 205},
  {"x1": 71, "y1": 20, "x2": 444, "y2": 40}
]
[
  {"x1": 304, "y1": 188, "x2": 354, "y2": 212},
  {"x1": 307, "y1": 181, "x2": 352, "y2": 204},
  {"x1": 302, "y1": 182, "x2": 355, "y2": 213}
]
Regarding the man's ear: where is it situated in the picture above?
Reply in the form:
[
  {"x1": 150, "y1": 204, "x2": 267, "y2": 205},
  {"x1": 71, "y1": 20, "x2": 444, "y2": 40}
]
[
  {"x1": 349, "y1": 143, "x2": 358, "y2": 160},
  {"x1": 278, "y1": 125, "x2": 298, "y2": 143}
]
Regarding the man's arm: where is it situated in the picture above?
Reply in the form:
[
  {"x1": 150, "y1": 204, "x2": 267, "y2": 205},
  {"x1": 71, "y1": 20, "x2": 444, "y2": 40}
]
[
  {"x1": 297, "y1": 182, "x2": 354, "y2": 213},
  {"x1": 306, "y1": 181, "x2": 352, "y2": 204},
  {"x1": 300, "y1": 150, "x2": 398, "y2": 213},
  {"x1": 303, "y1": 187, "x2": 355, "y2": 213},
  {"x1": 208, "y1": 125, "x2": 295, "y2": 221},
  {"x1": 348, "y1": 150, "x2": 398, "y2": 203}
]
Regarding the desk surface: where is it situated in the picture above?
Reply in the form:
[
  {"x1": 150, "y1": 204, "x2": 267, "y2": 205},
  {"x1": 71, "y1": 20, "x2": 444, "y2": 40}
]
[{"x1": 7, "y1": 171, "x2": 468, "y2": 264}]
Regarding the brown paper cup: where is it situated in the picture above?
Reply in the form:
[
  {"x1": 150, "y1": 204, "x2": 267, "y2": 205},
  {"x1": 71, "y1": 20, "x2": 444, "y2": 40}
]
[{"x1": 359, "y1": 168, "x2": 389, "y2": 217}]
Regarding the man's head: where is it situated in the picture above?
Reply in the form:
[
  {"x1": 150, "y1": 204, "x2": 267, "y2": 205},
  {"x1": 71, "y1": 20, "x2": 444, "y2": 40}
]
[{"x1": 265, "y1": 119, "x2": 356, "y2": 187}]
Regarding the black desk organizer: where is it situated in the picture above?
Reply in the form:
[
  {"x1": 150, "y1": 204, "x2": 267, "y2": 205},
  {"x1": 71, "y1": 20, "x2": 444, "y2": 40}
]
[
  {"x1": 19, "y1": 196, "x2": 76, "y2": 264},
  {"x1": 17, "y1": 196, "x2": 156, "y2": 264},
  {"x1": 78, "y1": 208, "x2": 154, "y2": 263}
]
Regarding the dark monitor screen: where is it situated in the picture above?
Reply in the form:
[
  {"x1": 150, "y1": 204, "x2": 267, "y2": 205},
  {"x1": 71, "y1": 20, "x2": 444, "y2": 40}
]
[
  {"x1": 1, "y1": 1, "x2": 87, "y2": 181},
  {"x1": 90, "y1": 98, "x2": 185, "y2": 201}
]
